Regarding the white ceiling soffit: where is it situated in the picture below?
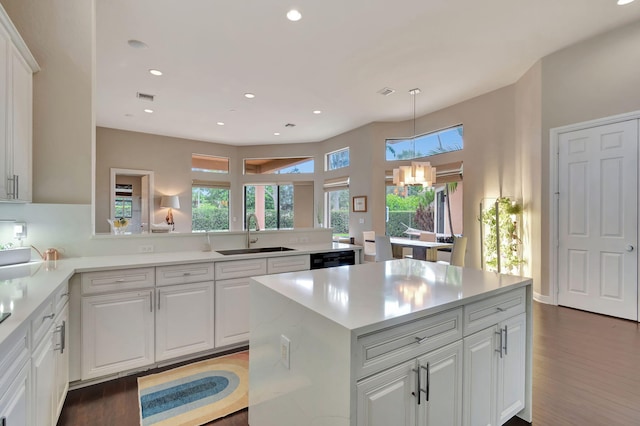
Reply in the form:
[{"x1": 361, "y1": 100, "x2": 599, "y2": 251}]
[{"x1": 96, "y1": 0, "x2": 640, "y2": 146}]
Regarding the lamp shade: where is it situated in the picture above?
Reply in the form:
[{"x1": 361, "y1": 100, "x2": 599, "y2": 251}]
[{"x1": 160, "y1": 195, "x2": 180, "y2": 209}]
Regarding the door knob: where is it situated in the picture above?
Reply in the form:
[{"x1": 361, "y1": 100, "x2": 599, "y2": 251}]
[{"x1": 626, "y1": 245, "x2": 635, "y2": 252}]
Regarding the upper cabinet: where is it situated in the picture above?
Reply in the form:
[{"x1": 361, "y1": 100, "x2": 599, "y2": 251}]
[{"x1": 0, "y1": 5, "x2": 39, "y2": 202}]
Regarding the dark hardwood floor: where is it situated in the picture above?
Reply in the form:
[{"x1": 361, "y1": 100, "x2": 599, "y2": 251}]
[{"x1": 58, "y1": 302, "x2": 640, "y2": 425}]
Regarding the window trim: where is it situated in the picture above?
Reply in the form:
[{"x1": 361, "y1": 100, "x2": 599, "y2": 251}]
[
  {"x1": 385, "y1": 124, "x2": 463, "y2": 161},
  {"x1": 325, "y1": 147, "x2": 350, "y2": 171}
]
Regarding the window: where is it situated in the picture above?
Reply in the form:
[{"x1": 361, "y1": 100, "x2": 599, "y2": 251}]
[
  {"x1": 326, "y1": 147, "x2": 350, "y2": 171},
  {"x1": 386, "y1": 125, "x2": 463, "y2": 161},
  {"x1": 385, "y1": 162, "x2": 463, "y2": 239},
  {"x1": 323, "y1": 176, "x2": 349, "y2": 238},
  {"x1": 114, "y1": 197, "x2": 132, "y2": 218},
  {"x1": 244, "y1": 157, "x2": 314, "y2": 174},
  {"x1": 192, "y1": 154, "x2": 229, "y2": 174},
  {"x1": 192, "y1": 182, "x2": 230, "y2": 231},
  {"x1": 244, "y1": 184, "x2": 294, "y2": 230}
]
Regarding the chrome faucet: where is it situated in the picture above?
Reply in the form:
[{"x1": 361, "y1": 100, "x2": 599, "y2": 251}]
[{"x1": 246, "y1": 213, "x2": 260, "y2": 248}]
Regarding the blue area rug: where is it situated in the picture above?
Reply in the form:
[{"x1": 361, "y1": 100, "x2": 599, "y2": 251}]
[{"x1": 138, "y1": 351, "x2": 248, "y2": 426}]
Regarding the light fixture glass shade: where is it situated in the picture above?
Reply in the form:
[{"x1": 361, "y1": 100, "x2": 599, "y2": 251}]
[
  {"x1": 160, "y1": 195, "x2": 180, "y2": 209},
  {"x1": 392, "y1": 161, "x2": 437, "y2": 189}
]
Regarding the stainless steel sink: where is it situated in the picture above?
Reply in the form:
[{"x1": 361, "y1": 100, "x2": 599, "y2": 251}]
[{"x1": 215, "y1": 246, "x2": 295, "y2": 255}]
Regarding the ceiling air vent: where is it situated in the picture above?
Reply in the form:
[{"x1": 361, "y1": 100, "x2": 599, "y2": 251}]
[
  {"x1": 284, "y1": 123, "x2": 296, "y2": 128},
  {"x1": 377, "y1": 87, "x2": 396, "y2": 96},
  {"x1": 136, "y1": 92, "x2": 155, "y2": 102}
]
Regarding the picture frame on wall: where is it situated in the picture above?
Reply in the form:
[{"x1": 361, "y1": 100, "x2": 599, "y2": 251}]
[{"x1": 352, "y1": 195, "x2": 367, "y2": 212}]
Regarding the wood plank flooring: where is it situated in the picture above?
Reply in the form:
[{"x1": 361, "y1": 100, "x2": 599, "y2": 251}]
[{"x1": 57, "y1": 302, "x2": 640, "y2": 426}]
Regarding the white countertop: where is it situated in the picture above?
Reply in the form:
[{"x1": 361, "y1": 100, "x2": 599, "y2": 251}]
[
  {"x1": 250, "y1": 258, "x2": 532, "y2": 332},
  {"x1": 0, "y1": 242, "x2": 360, "y2": 346}
]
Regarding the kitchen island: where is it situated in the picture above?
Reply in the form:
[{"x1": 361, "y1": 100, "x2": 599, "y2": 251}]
[{"x1": 249, "y1": 259, "x2": 532, "y2": 426}]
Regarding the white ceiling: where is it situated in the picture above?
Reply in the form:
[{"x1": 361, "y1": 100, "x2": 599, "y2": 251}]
[{"x1": 96, "y1": 0, "x2": 640, "y2": 146}]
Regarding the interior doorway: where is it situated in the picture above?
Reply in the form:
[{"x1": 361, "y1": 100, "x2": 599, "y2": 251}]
[{"x1": 553, "y1": 117, "x2": 638, "y2": 321}]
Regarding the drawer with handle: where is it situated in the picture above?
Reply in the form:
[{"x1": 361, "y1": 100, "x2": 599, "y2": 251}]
[
  {"x1": 462, "y1": 287, "x2": 526, "y2": 336},
  {"x1": 81, "y1": 267, "x2": 155, "y2": 295},
  {"x1": 156, "y1": 263, "x2": 214, "y2": 286},
  {"x1": 215, "y1": 258, "x2": 267, "y2": 280},
  {"x1": 267, "y1": 255, "x2": 310, "y2": 274},
  {"x1": 355, "y1": 307, "x2": 462, "y2": 380}
]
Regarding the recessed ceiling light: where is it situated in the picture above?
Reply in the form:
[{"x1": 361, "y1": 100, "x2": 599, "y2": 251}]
[
  {"x1": 149, "y1": 69, "x2": 163, "y2": 76},
  {"x1": 124, "y1": 113, "x2": 133, "y2": 117},
  {"x1": 244, "y1": 93, "x2": 256, "y2": 99},
  {"x1": 617, "y1": 0, "x2": 635, "y2": 4},
  {"x1": 217, "y1": 122, "x2": 225, "y2": 126},
  {"x1": 313, "y1": 110, "x2": 322, "y2": 114},
  {"x1": 274, "y1": 132, "x2": 281, "y2": 136},
  {"x1": 144, "y1": 109, "x2": 154, "y2": 114},
  {"x1": 128, "y1": 39, "x2": 148, "y2": 49},
  {"x1": 287, "y1": 9, "x2": 302, "y2": 21}
]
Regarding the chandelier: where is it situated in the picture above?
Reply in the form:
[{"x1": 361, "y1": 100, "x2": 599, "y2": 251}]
[{"x1": 392, "y1": 88, "x2": 436, "y2": 187}]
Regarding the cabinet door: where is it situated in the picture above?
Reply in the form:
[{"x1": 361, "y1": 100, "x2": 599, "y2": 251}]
[
  {"x1": 32, "y1": 328, "x2": 55, "y2": 426},
  {"x1": 463, "y1": 325, "x2": 498, "y2": 426},
  {"x1": 356, "y1": 360, "x2": 416, "y2": 426},
  {"x1": 0, "y1": 360, "x2": 29, "y2": 426},
  {"x1": 417, "y1": 340, "x2": 463, "y2": 426},
  {"x1": 497, "y1": 313, "x2": 526, "y2": 425},
  {"x1": 215, "y1": 278, "x2": 250, "y2": 347},
  {"x1": 81, "y1": 290, "x2": 154, "y2": 380},
  {"x1": 10, "y1": 44, "x2": 33, "y2": 202},
  {"x1": 53, "y1": 303, "x2": 69, "y2": 421},
  {"x1": 156, "y1": 282, "x2": 214, "y2": 361}
]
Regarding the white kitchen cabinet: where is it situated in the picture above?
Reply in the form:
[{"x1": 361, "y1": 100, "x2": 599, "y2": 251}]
[
  {"x1": 357, "y1": 340, "x2": 463, "y2": 426},
  {"x1": 32, "y1": 328, "x2": 55, "y2": 426},
  {"x1": 357, "y1": 360, "x2": 416, "y2": 426},
  {"x1": 215, "y1": 277, "x2": 250, "y2": 347},
  {"x1": 155, "y1": 281, "x2": 214, "y2": 361},
  {"x1": 53, "y1": 303, "x2": 69, "y2": 421},
  {"x1": 463, "y1": 313, "x2": 526, "y2": 426},
  {"x1": 0, "y1": 5, "x2": 38, "y2": 202},
  {"x1": 0, "y1": 361, "x2": 29, "y2": 426},
  {"x1": 81, "y1": 290, "x2": 154, "y2": 380}
]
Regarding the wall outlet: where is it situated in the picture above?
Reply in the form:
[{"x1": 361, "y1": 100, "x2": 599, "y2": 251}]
[
  {"x1": 359, "y1": 218, "x2": 365, "y2": 224},
  {"x1": 280, "y1": 335, "x2": 290, "y2": 369},
  {"x1": 138, "y1": 245, "x2": 154, "y2": 253}
]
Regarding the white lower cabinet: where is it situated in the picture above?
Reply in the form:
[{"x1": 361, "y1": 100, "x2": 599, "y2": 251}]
[
  {"x1": 463, "y1": 313, "x2": 526, "y2": 426},
  {"x1": 155, "y1": 282, "x2": 214, "y2": 361},
  {"x1": 81, "y1": 290, "x2": 155, "y2": 380},
  {"x1": 32, "y1": 330, "x2": 55, "y2": 426},
  {"x1": 357, "y1": 341, "x2": 463, "y2": 426},
  {"x1": 215, "y1": 278, "x2": 250, "y2": 347},
  {"x1": 53, "y1": 303, "x2": 69, "y2": 420},
  {"x1": 0, "y1": 361, "x2": 30, "y2": 426}
]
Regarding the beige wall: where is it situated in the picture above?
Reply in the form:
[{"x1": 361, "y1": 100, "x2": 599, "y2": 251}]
[
  {"x1": 539, "y1": 20, "x2": 640, "y2": 296},
  {"x1": 2, "y1": 0, "x2": 94, "y2": 203}
]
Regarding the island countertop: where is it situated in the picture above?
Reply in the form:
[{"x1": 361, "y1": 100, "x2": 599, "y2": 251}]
[{"x1": 250, "y1": 258, "x2": 532, "y2": 332}]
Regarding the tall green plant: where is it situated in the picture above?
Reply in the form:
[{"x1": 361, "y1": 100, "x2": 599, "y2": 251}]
[{"x1": 479, "y1": 197, "x2": 524, "y2": 274}]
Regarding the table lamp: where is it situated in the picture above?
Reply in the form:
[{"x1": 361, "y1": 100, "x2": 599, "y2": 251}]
[{"x1": 160, "y1": 196, "x2": 180, "y2": 231}]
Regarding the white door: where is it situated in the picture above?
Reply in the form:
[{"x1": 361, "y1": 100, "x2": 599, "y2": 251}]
[
  {"x1": 81, "y1": 290, "x2": 154, "y2": 379},
  {"x1": 156, "y1": 282, "x2": 214, "y2": 361},
  {"x1": 215, "y1": 278, "x2": 250, "y2": 347},
  {"x1": 356, "y1": 359, "x2": 416, "y2": 426},
  {"x1": 417, "y1": 341, "x2": 463, "y2": 426},
  {"x1": 558, "y1": 119, "x2": 638, "y2": 320}
]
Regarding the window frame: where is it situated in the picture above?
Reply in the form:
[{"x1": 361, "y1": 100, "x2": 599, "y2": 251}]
[
  {"x1": 385, "y1": 124, "x2": 463, "y2": 161},
  {"x1": 325, "y1": 147, "x2": 350, "y2": 171}
]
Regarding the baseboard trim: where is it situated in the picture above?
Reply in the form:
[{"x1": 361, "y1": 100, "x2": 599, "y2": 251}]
[{"x1": 534, "y1": 291, "x2": 553, "y2": 304}]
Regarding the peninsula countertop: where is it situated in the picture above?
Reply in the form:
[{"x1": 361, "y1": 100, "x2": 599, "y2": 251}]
[
  {"x1": 0, "y1": 242, "x2": 360, "y2": 347},
  {"x1": 250, "y1": 258, "x2": 532, "y2": 333}
]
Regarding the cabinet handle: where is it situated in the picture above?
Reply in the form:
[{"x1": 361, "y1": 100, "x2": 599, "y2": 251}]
[
  {"x1": 414, "y1": 335, "x2": 428, "y2": 344},
  {"x1": 43, "y1": 313, "x2": 55, "y2": 321},
  {"x1": 421, "y1": 363, "x2": 430, "y2": 402},
  {"x1": 115, "y1": 279, "x2": 126, "y2": 283},
  {"x1": 183, "y1": 272, "x2": 191, "y2": 276},
  {"x1": 60, "y1": 292, "x2": 69, "y2": 299},
  {"x1": 495, "y1": 329, "x2": 503, "y2": 358},
  {"x1": 1, "y1": 415, "x2": 6, "y2": 426},
  {"x1": 412, "y1": 366, "x2": 421, "y2": 405},
  {"x1": 14, "y1": 174, "x2": 18, "y2": 199},
  {"x1": 503, "y1": 325, "x2": 508, "y2": 356},
  {"x1": 150, "y1": 293, "x2": 153, "y2": 312},
  {"x1": 157, "y1": 291, "x2": 161, "y2": 310},
  {"x1": 496, "y1": 306, "x2": 506, "y2": 312},
  {"x1": 54, "y1": 321, "x2": 66, "y2": 354}
]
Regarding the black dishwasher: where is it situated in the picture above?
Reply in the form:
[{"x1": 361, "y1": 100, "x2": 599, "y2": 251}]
[{"x1": 310, "y1": 250, "x2": 356, "y2": 269}]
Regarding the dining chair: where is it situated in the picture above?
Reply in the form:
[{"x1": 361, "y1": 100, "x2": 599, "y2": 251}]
[
  {"x1": 363, "y1": 231, "x2": 376, "y2": 262},
  {"x1": 438, "y1": 236, "x2": 468, "y2": 267},
  {"x1": 375, "y1": 235, "x2": 394, "y2": 262}
]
